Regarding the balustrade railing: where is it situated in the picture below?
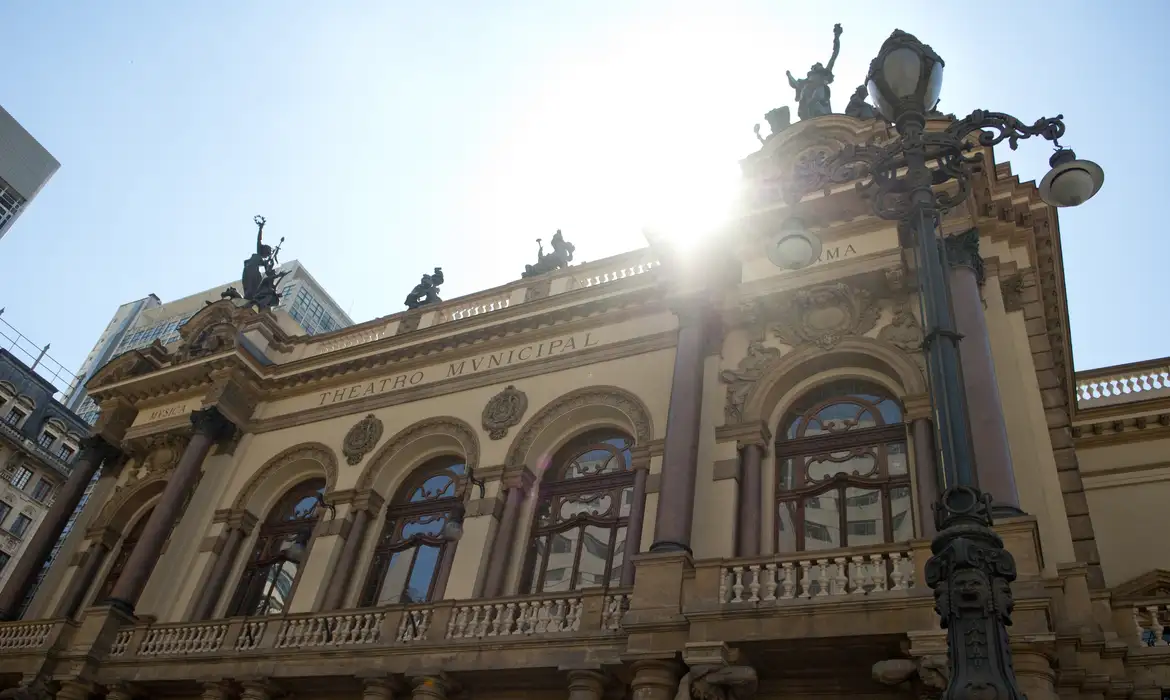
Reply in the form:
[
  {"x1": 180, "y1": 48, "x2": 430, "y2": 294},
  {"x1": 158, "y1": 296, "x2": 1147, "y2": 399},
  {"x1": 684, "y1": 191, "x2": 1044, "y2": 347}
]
[
  {"x1": 275, "y1": 611, "x2": 384, "y2": 648},
  {"x1": 0, "y1": 620, "x2": 53, "y2": 650},
  {"x1": 719, "y1": 545, "x2": 916, "y2": 605},
  {"x1": 302, "y1": 249, "x2": 661, "y2": 358},
  {"x1": 1130, "y1": 600, "x2": 1170, "y2": 647},
  {"x1": 137, "y1": 622, "x2": 229, "y2": 656},
  {"x1": 446, "y1": 594, "x2": 582, "y2": 639},
  {"x1": 1076, "y1": 359, "x2": 1170, "y2": 409}
]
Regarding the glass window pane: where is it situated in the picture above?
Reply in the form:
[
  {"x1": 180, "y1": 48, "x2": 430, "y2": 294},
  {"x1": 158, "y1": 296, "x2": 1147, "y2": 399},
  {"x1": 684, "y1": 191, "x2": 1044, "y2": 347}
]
[
  {"x1": 527, "y1": 536, "x2": 547, "y2": 594},
  {"x1": 887, "y1": 442, "x2": 908, "y2": 476},
  {"x1": 575, "y1": 526, "x2": 611, "y2": 589},
  {"x1": 845, "y1": 487, "x2": 884, "y2": 546},
  {"x1": 890, "y1": 486, "x2": 914, "y2": 540},
  {"x1": 377, "y1": 550, "x2": 414, "y2": 605},
  {"x1": 544, "y1": 530, "x2": 578, "y2": 592},
  {"x1": 405, "y1": 545, "x2": 441, "y2": 603},
  {"x1": 804, "y1": 490, "x2": 840, "y2": 550},
  {"x1": 776, "y1": 501, "x2": 798, "y2": 552},
  {"x1": 609, "y1": 526, "x2": 627, "y2": 586}
]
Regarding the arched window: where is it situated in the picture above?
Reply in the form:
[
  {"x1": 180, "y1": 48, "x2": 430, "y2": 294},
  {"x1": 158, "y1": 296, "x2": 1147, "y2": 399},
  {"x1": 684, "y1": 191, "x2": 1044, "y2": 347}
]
[
  {"x1": 775, "y1": 380, "x2": 913, "y2": 552},
  {"x1": 522, "y1": 429, "x2": 634, "y2": 593},
  {"x1": 228, "y1": 478, "x2": 324, "y2": 616},
  {"x1": 95, "y1": 507, "x2": 154, "y2": 602},
  {"x1": 359, "y1": 456, "x2": 464, "y2": 607}
]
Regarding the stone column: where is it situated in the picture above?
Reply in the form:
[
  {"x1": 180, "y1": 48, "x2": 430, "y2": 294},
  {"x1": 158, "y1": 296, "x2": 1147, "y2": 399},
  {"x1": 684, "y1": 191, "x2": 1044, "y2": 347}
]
[
  {"x1": 905, "y1": 395, "x2": 941, "y2": 539},
  {"x1": 944, "y1": 228, "x2": 1020, "y2": 514},
  {"x1": 1011, "y1": 644, "x2": 1059, "y2": 700},
  {"x1": 191, "y1": 510, "x2": 257, "y2": 620},
  {"x1": 107, "y1": 407, "x2": 233, "y2": 614},
  {"x1": 620, "y1": 453, "x2": 650, "y2": 587},
  {"x1": 651, "y1": 300, "x2": 714, "y2": 553},
  {"x1": 105, "y1": 682, "x2": 142, "y2": 700},
  {"x1": 410, "y1": 675, "x2": 456, "y2": 700},
  {"x1": 0, "y1": 436, "x2": 119, "y2": 619},
  {"x1": 630, "y1": 660, "x2": 679, "y2": 700},
  {"x1": 481, "y1": 467, "x2": 532, "y2": 597},
  {"x1": 200, "y1": 681, "x2": 236, "y2": 700},
  {"x1": 361, "y1": 677, "x2": 404, "y2": 700},
  {"x1": 567, "y1": 670, "x2": 607, "y2": 700},
  {"x1": 736, "y1": 442, "x2": 764, "y2": 557},
  {"x1": 55, "y1": 680, "x2": 94, "y2": 700},
  {"x1": 53, "y1": 526, "x2": 121, "y2": 618},
  {"x1": 321, "y1": 490, "x2": 383, "y2": 610},
  {"x1": 239, "y1": 680, "x2": 281, "y2": 700}
]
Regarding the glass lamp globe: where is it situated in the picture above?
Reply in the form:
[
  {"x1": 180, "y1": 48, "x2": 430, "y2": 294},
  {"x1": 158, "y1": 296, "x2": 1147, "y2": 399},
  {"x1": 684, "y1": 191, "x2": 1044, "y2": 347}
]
[
  {"x1": 766, "y1": 218, "x2": 822, "y2": 271},
  {"x1": 1039, "y1": 148, "x2": 1104, "y2": 208},
  {"x1": 867, "y1": 30, "x2": 945, "y2": 121},
  {"x1": 442, "y1": 502, "x2": 467, "y2": 542}
]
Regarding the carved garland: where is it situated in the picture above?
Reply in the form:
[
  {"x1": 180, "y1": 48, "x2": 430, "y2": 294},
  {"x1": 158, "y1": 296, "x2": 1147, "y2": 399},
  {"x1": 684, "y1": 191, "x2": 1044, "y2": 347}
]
[
  {"x1": 232, "y1": 442, "x2": 339, "y2": 511},
  {"x1": 504, "y1": 386, "x2": 654, "y2": 468},
  {"x1": 355, "y1": 417, "x2": 480, "y2": 492}
]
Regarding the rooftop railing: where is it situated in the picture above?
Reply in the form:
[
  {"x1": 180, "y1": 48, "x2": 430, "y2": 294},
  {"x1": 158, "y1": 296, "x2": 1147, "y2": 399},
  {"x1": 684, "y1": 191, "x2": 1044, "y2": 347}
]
[
  {"x1": 304, "y1": 248, "x2": 660, "y2": 359},
  {"x1": 1075, "y1": 358, "x2": 1170, "y2": 410}
]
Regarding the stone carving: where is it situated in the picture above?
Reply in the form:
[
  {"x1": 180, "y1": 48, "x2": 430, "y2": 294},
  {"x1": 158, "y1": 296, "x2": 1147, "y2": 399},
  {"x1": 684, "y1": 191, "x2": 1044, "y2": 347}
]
[
  {"x1": 878, "y1": 301, "x2": 924, "y2": 353},
  {"x1": 786, "y1": 24, "x2": 843, "y2": 121},
  {"x1": 240, "y1": 215, "x2": 289, "y2": 311},
  {"x1": 482, "y1": 385, "x2": 528, "y2": 440},
  {"x1": 523, "y1": 278, "x2": 551, "y2": 302},
  {"x1": 87, "y1": 343, "x2": 168, "y2": 390},
  {"x1": 753, "y1": 107, "x2": 792, "y2": 144},
  {"x1": 770, "y1": 283, "x2": 880, "y2": 350},
  {"x1": 872, "y1": 657, "x2": 948, "y2": 695},
  {"x1": 720, "y1": 342, "x2": 782, "y2": 423},
  {"x1": 844, "y1": 85, "x2": 877, "y2": 120},
  {"x1": 123, "y1": 433, "x2": 189, "y2": 486},
  {"x1": 1000, "y1": 274, "x2": 1024, "y2": 312},
  {"x1": 523, "y1": 230, "x2": 576, "y2": 278},
  {"x1": 343, "y1": 414, "x2": 384, "y2": 466},
  {"x1": 405, "y1": 268, "x2": 445, "y2": 310},
  {"x1": 233, "y1": 442, "x2": 339, "y2": 510},
  {"x1": 943, "y1": 227, "x2": 984, "y2": 285},
  {"x1": 357, "y1": 416, "x2": 480, "y2": 491},
  {"x1": 675, "y1": 665, "x2": 758, "y2": 700},
  {"x1": 505, "y1": 386, "x2": 653, "y2": 467}
]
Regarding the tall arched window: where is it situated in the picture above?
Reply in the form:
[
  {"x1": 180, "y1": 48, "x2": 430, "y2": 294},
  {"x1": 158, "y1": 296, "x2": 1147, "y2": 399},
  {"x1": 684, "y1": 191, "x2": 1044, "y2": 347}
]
[
  {"x1": 95, "y1": 507, "x2": 153, "y2": 602},
  {"x1": 522, "y1": 429, "x2": 634, "y2": 593},
  {"x1": 228, "y1": 478, "x2": 324, "y2": 616},
  {"x1": 775, "y1": 380, "x2": 913, "y2": 552},
  {"x1": 359, "y1": 456, "x2": 465, "y2": 606}
]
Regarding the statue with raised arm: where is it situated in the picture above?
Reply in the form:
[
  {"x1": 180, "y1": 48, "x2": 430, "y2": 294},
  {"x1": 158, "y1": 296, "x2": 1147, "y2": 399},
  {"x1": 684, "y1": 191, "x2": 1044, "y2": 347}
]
[
  {"x1": 239, "y1": 215, "x2": 289, "y2": 311},
  {"x1": 405, "y1": 267, "x2": 445, "y2": 309},
  {"x1": 786, "y1": 23, "x2": 843, "y2": 120},
  {"x1": 522, "y1": 229, "x2": 576, "y2": 278}
]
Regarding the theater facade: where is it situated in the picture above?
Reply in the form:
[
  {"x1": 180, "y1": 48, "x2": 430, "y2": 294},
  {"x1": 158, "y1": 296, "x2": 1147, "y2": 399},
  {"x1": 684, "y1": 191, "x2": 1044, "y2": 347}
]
[{"x1": 0, "y1": 114, "x2": 1167, "y2": 700}]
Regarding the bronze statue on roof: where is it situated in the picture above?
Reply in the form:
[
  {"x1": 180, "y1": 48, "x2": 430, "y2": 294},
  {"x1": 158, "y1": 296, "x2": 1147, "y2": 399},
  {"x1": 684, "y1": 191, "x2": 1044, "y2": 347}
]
[
  {"x1": 786, "y1": 23, "x2": 843, "y2": 120},
  {"x1": 238, "y1": 215, "x2": 288, "y2": 311}
]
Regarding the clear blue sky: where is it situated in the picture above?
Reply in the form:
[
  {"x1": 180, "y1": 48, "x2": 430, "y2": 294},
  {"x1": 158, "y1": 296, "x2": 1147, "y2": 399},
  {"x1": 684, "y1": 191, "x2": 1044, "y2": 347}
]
[{"x1": 1, "y1": 1, "x2": 1165, "y2": 380}]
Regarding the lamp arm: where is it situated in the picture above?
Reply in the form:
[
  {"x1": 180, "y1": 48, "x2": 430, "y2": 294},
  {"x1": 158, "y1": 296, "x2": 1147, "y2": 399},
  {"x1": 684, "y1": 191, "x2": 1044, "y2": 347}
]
[{"x1": 944, "y1": 109, "x2": 1066, "y2": 151}]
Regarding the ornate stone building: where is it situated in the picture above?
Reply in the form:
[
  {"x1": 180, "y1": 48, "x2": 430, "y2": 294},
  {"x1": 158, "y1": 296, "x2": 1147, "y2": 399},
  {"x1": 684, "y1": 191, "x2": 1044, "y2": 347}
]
[{"x1": 0, "y1": 114, "x2": 1164, "y2": 700}]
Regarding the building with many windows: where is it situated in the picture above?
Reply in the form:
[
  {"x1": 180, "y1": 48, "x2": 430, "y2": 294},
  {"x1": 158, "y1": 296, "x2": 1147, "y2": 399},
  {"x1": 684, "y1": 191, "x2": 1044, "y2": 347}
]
[
  {"x1": 64, "y1": 261, "x2": 352, "y2": 424},
  {"x1": 0, "y1": 105, "x2": 59, "y2": 242},
  {"x1": 0, "y1": 347, "x2": 89, "y2": 592},
  {"x1": 1, "y1": 115, "x2": 1168, "y2": 700}
]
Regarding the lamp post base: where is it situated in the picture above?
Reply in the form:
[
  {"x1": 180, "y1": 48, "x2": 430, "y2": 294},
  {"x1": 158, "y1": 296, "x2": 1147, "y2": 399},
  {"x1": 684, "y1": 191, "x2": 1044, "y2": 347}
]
[{"x1": 925, "y1": 485, "x2": 1025, "y2": 700}]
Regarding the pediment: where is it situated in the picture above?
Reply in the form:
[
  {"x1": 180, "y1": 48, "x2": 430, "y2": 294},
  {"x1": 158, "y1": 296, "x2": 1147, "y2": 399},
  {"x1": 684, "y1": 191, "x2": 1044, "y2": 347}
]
[
  {"x1": 87, "y1": 342, "x2": 169, "y2": 391},
  {"x1": 1112, "y1": 569, "x2": 1170, "y2": 600},
  {"x1": 174, "y1": 299, "x2": 258, "y2": 364}
]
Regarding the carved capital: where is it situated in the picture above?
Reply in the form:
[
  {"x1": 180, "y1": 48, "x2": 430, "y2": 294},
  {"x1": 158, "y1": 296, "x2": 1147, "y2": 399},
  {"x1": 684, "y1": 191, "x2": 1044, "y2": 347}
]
[
  {"x1": 351, "y1": 488, "x2": 386, "y2": 515},
  {"x1": 410, "y1": 674, "x2": 458, "y2": 700},
  {"x1": 199, "y1": 680, "x2": 238, "y2": 700},
  {"x1": 105, "y1": 682, "x2": 146, "y2": 700},
  {"x1": 501, "y1": 463, "x2": 536, "y2": 491},
  {"x1": 1000, "y1": 273, "x2": 1024, "y2": 313},
  {"x1": 203, "y1": 369, "x2": 261, "y2": 428},
  {"x1": 715, "y1": 421, "x2": 772, "y2": 450},
  {"x1": 226, "y1": 508, "x2": 259, "y2": 534},
  {"x1": 358, "y1": 676, "x2": 406, "y2": 700},
  {"x1": 92, "y1": 397, "x2": 137, "y2": 444},
  {"x1": 943, "y1": 227, "x2": 985, "y2": 285},
  {"x1": 238, "y1": 679, "x2": 283, "y2": 700},
  {"x1": 902, "y1": 393, "x2": 933, "y2": 421},
  {"x1": 190, "y1": 407, "x2": 235, "y2": 441}
]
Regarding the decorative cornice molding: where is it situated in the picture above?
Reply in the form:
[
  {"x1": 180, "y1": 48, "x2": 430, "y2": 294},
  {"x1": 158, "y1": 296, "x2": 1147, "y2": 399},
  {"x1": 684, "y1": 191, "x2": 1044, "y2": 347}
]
[{"x1": 715, "y1": 421, "x2": 773, "y2": 450}]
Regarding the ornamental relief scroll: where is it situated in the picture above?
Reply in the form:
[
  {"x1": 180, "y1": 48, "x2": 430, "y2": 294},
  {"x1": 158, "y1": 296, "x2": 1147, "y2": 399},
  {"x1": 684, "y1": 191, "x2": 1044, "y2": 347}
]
[{"x1": 720, "y1": 284, "x2": 924, "y2": 423}]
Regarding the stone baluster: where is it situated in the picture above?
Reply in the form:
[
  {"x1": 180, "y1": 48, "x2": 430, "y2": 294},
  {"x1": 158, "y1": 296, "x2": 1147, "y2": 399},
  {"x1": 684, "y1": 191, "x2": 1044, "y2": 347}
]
[
  {"x1": 944, "y1": 228, "x2": 1021, "y2": 514},
  {"x1": 650, "y1": 299, "x2": 717, "y2": 554},
  {"x1": 321, "y1": 489, "x2": 384, "y2": 610},
  {"x1": 191, "y1": 509, "x2": 258, "y2": 620},
  {"x1": 0, "y1": 433, "x2": 121, "y2": 619},
  {"x1": 107, "y1": 407, "x2": 234, "y2": 614},
  {"x1": 481, "y1": 466, "x2": 534, "y2": 597}
]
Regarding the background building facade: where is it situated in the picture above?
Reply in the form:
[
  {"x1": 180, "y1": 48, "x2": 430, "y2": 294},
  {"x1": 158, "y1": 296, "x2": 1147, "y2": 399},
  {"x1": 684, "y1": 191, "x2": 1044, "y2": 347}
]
[
  {"x1": 65, "y1": 260, "x2": 352, "y2": 425},
  {"x1": 0, "y1": 105, "x2": 59, "y2": 241},
  {"x1": 0, "y1": 115, "x2": 1164, "y2": 700}
]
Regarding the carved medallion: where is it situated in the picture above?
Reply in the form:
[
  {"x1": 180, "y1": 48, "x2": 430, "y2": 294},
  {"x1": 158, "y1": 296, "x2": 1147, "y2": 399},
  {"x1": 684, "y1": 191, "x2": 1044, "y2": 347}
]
[
  {"x1": 770, "y1": 283, "x2": 880, "y2": 350},
  {"x1": 482, "y1": 385, "x2": 528, "y2": 440},
  {"x1": 878, "y1": 301, "x2": 924, "y2": 353},
  {"x1": 343, "y1": 414, "x2": 384, "y2": 466}
]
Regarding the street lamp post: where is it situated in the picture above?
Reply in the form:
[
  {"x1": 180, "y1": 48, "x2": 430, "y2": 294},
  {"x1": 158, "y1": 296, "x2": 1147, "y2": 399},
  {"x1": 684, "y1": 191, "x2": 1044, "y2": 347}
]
[{"x1": 790, "y1": 29, "x2": 1103, "y2": 700}]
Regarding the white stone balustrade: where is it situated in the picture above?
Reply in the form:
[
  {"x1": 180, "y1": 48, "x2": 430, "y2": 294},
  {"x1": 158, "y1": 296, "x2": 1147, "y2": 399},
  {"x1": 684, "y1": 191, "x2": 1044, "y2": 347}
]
[
  {"x1": 602, "y1": 592, "x2": 630, "y2": 631},
  {"x1": 108, "y1": 629, "x2": 133, "y2": 657},
  {"x1": 445, "y1": 595, "x2": 583, "y2": 639},
  {"x1": 445, "y1": 295, "x2": 511, "y2": 321},
  {"x1": 719, "y1": 547, "x2": 915, "y2": 604},
  {"x1": 137, "y1": 622, "x2": 229, "y2": 656},
  {"x1": 234, "y1": 620, "x2": 267, "y2": 651},
  {"x1": 396, "y1": 605, "x2": 434, "y2": 643},
  {"x1": 1076, "y1": 361, "x2": 1170, "y2": 409},
  {"x1": 572, "y1": 261, "x2": 660, "y2": 289},
  {"x1": 0, "y1": 621, "x2": 52, "y2": 650},
  {"x1": 1132, "y1": 602, "x2": 1170, "y2": 647},
  {"x1": 274, "y1": 611, "x2": 385, "y2": 648}
]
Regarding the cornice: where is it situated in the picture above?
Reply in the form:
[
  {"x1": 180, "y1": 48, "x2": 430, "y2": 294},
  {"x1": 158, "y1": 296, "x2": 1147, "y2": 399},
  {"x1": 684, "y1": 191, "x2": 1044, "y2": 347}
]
[{"x1": 1072, "y1": 413, "x2": 1170, "y2": 448}]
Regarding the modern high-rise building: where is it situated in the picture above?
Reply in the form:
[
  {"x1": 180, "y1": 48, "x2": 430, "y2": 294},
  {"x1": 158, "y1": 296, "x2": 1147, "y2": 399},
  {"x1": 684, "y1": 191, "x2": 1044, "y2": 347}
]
[
  {"x1": 64, "y1": 260, "x2": 351, "y2": 424},
  {"x1": 0, "y1": 105, "x2": 60, "y2": 241}
]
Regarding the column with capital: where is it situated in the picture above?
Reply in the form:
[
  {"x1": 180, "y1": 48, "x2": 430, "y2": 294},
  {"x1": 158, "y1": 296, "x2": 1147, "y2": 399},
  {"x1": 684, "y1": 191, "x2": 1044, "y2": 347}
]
[
  {"x1": 410, "y1": 675, "x2": 457, "y2": 700},
  {"x1": 732, "y1": 424, "x2": 770, "y2": 557},
  {"x1": 0, "y1": 435, "x2": 121, "y2": 619},
  {"x1": 619, "y1": 448, "x2": 651, "y2": 586},
  {"x1": 944, "y1": 228, "x2": 1021, "y2": 514},
  {"x1": 481, "y1": 466, "x2": 533, "y2": 598},
  {"x1": 361, "y1": 677, "x2": 405, "y2": 700},
  {"x1": 650, "y1": 298, "x2": 717, "y2": 554},
  {"x1": 106, "y1": 407, "x2": 234, "y2": 614},
  {"x1": 567, "y1": 669, "x2": 607, "y2": 700},
  {"x1": 191, "y1": 509, "x2": 258, "y2": 620},
  {"x1": 630, "y1": 660, "x2": 679, "y2": 700},
  {"x1": 321, "y1": 489, "x2": 384, "y2": 610}
]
